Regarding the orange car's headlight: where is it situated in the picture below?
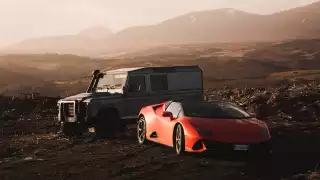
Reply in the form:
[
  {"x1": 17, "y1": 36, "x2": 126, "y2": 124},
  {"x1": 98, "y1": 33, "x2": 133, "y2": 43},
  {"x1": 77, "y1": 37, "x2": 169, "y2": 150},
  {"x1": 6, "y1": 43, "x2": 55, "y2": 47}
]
[{"x1": 259, "y1": 128, "x2": 269, "y2": 137}]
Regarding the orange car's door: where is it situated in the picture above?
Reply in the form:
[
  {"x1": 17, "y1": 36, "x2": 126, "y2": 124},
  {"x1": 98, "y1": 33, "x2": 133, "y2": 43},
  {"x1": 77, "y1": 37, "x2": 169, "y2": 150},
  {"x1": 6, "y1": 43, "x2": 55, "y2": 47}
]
[
  {"x1": 157, "y1": 102, "x2": 182, "y2": 146},
  {"x1": 156, "y1": 112, "x2": 173, "y2": 145}
]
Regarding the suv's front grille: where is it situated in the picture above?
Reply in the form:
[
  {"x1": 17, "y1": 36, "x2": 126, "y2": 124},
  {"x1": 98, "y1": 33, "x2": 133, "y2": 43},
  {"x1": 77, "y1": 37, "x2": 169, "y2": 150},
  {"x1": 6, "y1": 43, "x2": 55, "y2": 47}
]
[
  {"x1": 63, "y1": 103, "x2": 75, "y2": 117},
  {"x1": 81, "y1": 103, "x2": 88, "y2": 117}
]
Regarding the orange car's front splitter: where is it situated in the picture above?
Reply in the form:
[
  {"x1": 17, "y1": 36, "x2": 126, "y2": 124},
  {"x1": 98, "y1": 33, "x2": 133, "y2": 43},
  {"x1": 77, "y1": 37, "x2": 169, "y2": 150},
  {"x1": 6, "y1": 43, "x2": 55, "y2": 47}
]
[
  {"x1": 184, "y1": 135, "x2": 207, "y2": 153},
  {"x1": 184, "y1": 134, "x2": 271, "y2": 153}
]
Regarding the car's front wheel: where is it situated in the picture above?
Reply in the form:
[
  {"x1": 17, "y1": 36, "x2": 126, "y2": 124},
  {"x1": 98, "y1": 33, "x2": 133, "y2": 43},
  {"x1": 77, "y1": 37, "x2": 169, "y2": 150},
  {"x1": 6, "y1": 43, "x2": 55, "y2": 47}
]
[
  {"x1": 137, "y1": 116, "x2": 147, "y2": 145},
  {"x1": 174, "y1": 124, "x2": 185, "y2": 155}
]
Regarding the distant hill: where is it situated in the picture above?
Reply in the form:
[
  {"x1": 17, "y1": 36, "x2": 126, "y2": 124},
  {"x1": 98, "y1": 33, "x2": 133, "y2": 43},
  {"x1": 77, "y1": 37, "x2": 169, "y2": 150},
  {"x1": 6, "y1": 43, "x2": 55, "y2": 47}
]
[
  {"x1": 101, "y1": 9, "x2": 264, "y2": 54},
  {"x1": 101, "y1": 1, "x2": 320, "y2": 54},
  {"x1": 108, "y1": 39, "x2": 320, "y2": 80},
  {"x1": 0, "y1": 54, "x2": 112, "y2": 96},
  {"x1": 245, "y1": 39, "x2": 320, "y2": 63},
  {"x1": 265, "y1": 1, "x2": 320, "y2": 40},
  {"x1": 0, "y1": 54, "x2": 107, "y2": 81},
  {"x1": 77, "y1": 26, "x2": 114, "y2": 40},
  {"x1": 0, "y1": 68, "x2": 42, "y2": 87},
  {"x1": 1, "y1": 26, "x2": 113, "y2": 57},
  {"x1": 2, "y1": 1, "x2": 320, "y2": 56}
]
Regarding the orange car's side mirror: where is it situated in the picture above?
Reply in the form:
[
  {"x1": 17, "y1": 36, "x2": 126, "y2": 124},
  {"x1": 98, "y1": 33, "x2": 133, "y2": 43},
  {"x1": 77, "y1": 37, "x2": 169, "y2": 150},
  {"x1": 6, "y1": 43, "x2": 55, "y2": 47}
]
[{"x1": 162, "y1": 111, "x2": 174, "y2": 120}]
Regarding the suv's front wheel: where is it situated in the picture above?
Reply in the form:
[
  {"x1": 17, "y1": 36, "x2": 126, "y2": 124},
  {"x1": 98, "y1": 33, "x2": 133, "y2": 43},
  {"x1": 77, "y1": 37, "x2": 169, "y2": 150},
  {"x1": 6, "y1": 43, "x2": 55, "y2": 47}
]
[
  {"x1": 94, "y1": 108, "x2": 121, "y2": 138},
  {"x1": 61, "y1": 122, "x2": 85, "y2": 137}
]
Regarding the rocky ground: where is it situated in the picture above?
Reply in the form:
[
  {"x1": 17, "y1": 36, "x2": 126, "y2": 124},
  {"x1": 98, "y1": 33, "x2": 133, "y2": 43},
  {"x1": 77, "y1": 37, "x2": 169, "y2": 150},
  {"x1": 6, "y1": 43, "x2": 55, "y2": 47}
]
[{"x1": 1, "y1": 83, "x2": 320, "y2": 180}]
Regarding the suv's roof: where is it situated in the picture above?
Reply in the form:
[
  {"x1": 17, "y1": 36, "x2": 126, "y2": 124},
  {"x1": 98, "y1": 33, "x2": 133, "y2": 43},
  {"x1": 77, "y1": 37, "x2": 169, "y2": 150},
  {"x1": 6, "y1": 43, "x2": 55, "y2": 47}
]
[
  {"x1": 104, "y1": 65, "x2": 201, "y2": 75},
  {"x1": 105, "y1": 67, "x2": 144, "y2": 74}
]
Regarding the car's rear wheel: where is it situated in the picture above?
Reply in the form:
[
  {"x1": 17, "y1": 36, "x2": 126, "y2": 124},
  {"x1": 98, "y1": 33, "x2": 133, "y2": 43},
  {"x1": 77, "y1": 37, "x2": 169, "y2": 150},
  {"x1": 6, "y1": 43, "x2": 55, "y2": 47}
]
[
  {"x1": 137, "y1": 116, "x2": 147, "y2": 145},
  {"x1": 174, "y1": 124, "x2": 185, "y2": 155}
]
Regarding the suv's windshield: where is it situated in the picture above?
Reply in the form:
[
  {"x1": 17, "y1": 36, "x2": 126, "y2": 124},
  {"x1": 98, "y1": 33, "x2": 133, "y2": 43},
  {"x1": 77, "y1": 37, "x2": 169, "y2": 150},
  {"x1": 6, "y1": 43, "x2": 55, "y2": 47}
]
[
  {"x1": 181, "y1": 102, "x2": 251, "y2": 119},
  {"x1": 95, "y1": 73, "x2": 127, "y2": 92}
]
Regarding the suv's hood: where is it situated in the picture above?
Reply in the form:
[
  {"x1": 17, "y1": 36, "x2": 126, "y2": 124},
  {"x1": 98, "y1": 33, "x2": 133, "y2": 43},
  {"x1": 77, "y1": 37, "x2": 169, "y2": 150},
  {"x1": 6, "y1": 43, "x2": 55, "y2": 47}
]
[
  {"x1": 61, "y1": 93, "x2": 93, "y2": 101},
  {"x1": 58, "y1": 92, "x2": 122, "y2": 102}
]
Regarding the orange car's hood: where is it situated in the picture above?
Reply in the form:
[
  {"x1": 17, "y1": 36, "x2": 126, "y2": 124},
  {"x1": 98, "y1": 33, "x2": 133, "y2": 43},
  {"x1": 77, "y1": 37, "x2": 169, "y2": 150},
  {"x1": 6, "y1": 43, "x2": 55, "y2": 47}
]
[{"x1": 187, "y1": 117, "x2": 270, "y2": 143}]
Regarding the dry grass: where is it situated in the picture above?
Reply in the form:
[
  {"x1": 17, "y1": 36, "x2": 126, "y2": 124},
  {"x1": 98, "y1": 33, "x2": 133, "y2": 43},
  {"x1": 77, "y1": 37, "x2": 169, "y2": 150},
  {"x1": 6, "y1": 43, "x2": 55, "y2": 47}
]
[
  {"x1": 0, "y1": 39, "x2": 320, "y2": 96},
  {"x1": 268, "y1": 70, "x2": 320, "y2": 80}
]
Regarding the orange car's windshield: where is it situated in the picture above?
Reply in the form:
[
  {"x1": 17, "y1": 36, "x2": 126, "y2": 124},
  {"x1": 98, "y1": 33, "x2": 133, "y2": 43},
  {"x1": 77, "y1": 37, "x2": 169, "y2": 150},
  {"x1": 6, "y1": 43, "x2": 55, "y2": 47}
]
[{"x1": 181, "y1": 102, "x2": 251, "y2": 119}]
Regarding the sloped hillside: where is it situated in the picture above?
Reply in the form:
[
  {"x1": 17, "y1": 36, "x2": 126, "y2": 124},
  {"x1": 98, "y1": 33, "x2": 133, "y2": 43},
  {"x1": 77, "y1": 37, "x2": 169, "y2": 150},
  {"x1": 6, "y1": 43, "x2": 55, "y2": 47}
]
[
  {"x1": 0, "y1": 54, "x2": 105, "y2": 96},
  {"x1": 1, "y1": 39, "x2": 320, "y2": 95},
  {"x1": 2, "y1": 1, "x2": 320, "y2": 56},
  {"x1": 1, "y1": 27, "x2": 113, "y2": 57},
  {"x1": 0, "y1": 54, "x2": 105, "y2": 81},
  {"x1": 101, "y1": 1, "x2": 320, "y2": 54}
]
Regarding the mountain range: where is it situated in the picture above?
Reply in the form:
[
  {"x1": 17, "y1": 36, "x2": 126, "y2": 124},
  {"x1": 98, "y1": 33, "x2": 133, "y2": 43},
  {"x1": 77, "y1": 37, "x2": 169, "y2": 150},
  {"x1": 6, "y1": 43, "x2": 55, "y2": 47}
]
[
  {"x1": 1, "y1": 26, "x2": 114, "y2": 56},
  {"x1": 1, "y1": 1, "x2": 320, "y2": 57}
]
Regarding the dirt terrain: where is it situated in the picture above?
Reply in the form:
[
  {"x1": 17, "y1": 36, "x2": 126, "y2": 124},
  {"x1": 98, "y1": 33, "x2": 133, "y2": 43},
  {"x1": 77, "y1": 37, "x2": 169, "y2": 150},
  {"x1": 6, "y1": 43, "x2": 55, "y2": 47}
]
[{"x1": 1, "y1": 83, "x2": 320, "y2": 180}]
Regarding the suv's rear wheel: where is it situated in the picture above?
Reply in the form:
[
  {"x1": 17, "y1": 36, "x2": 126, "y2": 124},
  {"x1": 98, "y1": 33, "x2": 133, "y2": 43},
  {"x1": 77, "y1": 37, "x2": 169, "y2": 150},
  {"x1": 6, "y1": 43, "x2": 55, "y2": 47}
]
[{"x1": 94, "y1": 108, "x2": 121, "y2": 138}]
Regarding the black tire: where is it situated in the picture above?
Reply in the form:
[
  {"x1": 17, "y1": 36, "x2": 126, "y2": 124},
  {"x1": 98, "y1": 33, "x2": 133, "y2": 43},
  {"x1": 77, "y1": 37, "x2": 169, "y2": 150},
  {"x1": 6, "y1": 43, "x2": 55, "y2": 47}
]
[
  {"x1": 61, "y1": 122, "x2": 85, "y2": 137},
  {"x1": 94, "y1": 109, "x2": 121, "y2": 138},
  {"x1": 137, "y1": 116, "x2": 147, "y2": 145},
  {"x1": 174, "y1": 124, "x2": 185, "y2": 155}
]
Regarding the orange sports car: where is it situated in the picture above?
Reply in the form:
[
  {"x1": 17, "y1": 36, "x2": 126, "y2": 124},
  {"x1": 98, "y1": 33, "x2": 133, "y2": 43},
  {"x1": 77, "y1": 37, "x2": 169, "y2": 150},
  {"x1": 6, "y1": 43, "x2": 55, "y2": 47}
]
[{"x1": 137, "y1": 100, "x2": 272, "y2": 155}]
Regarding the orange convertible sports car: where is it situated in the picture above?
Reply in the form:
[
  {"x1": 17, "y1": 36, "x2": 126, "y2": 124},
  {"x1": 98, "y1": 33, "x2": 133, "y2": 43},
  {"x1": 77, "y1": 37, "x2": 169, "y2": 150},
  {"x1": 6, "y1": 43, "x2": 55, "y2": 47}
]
[{"x1": 137, "y1": 100, "x2": 272, "y2": 155}]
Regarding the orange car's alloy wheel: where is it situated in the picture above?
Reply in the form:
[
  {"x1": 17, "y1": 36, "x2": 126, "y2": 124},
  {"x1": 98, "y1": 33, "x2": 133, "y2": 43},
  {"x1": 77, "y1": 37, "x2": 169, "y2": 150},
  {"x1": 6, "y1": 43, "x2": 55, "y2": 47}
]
[
  {"x1": 175, "y1": 124, "x2": 185, "y2": 155},
  {"x1": 137, "y1": 116, "x2": 146, "y2": 145}
]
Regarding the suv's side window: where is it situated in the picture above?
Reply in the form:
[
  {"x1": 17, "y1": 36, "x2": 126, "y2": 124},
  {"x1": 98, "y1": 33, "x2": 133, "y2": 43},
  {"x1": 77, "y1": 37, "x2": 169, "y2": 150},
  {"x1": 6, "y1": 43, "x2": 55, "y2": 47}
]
[
  {"x1": 165, "y1": 102, "x2": 181, "y2": 119},
  {"x1": 127, "y1": 75, "x2": 146, "y2": 93},
  {"x1": 150, "y1": 74, "x2": 168, "y2": 91}
]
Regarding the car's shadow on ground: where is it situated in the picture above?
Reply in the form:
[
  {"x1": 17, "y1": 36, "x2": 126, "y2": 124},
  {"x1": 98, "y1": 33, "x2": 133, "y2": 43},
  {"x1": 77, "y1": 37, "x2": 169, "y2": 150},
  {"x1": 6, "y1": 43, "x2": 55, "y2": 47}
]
[
  {"x1": 181, "y1": 148, "x2": 320, "y2": 179},
  {"x1": 185, "y1": 129, "x2": 320, "y2": 179},
  {"x1": 71, "y1": 124, "x2": 320, "y2": 179}
]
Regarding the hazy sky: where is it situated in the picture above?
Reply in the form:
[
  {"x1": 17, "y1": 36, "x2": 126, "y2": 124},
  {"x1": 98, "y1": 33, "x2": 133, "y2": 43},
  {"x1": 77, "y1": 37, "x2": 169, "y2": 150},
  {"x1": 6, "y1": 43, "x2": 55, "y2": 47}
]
[{"x1": 0, "y1": 0, "x2": 319, "y2": 47}]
